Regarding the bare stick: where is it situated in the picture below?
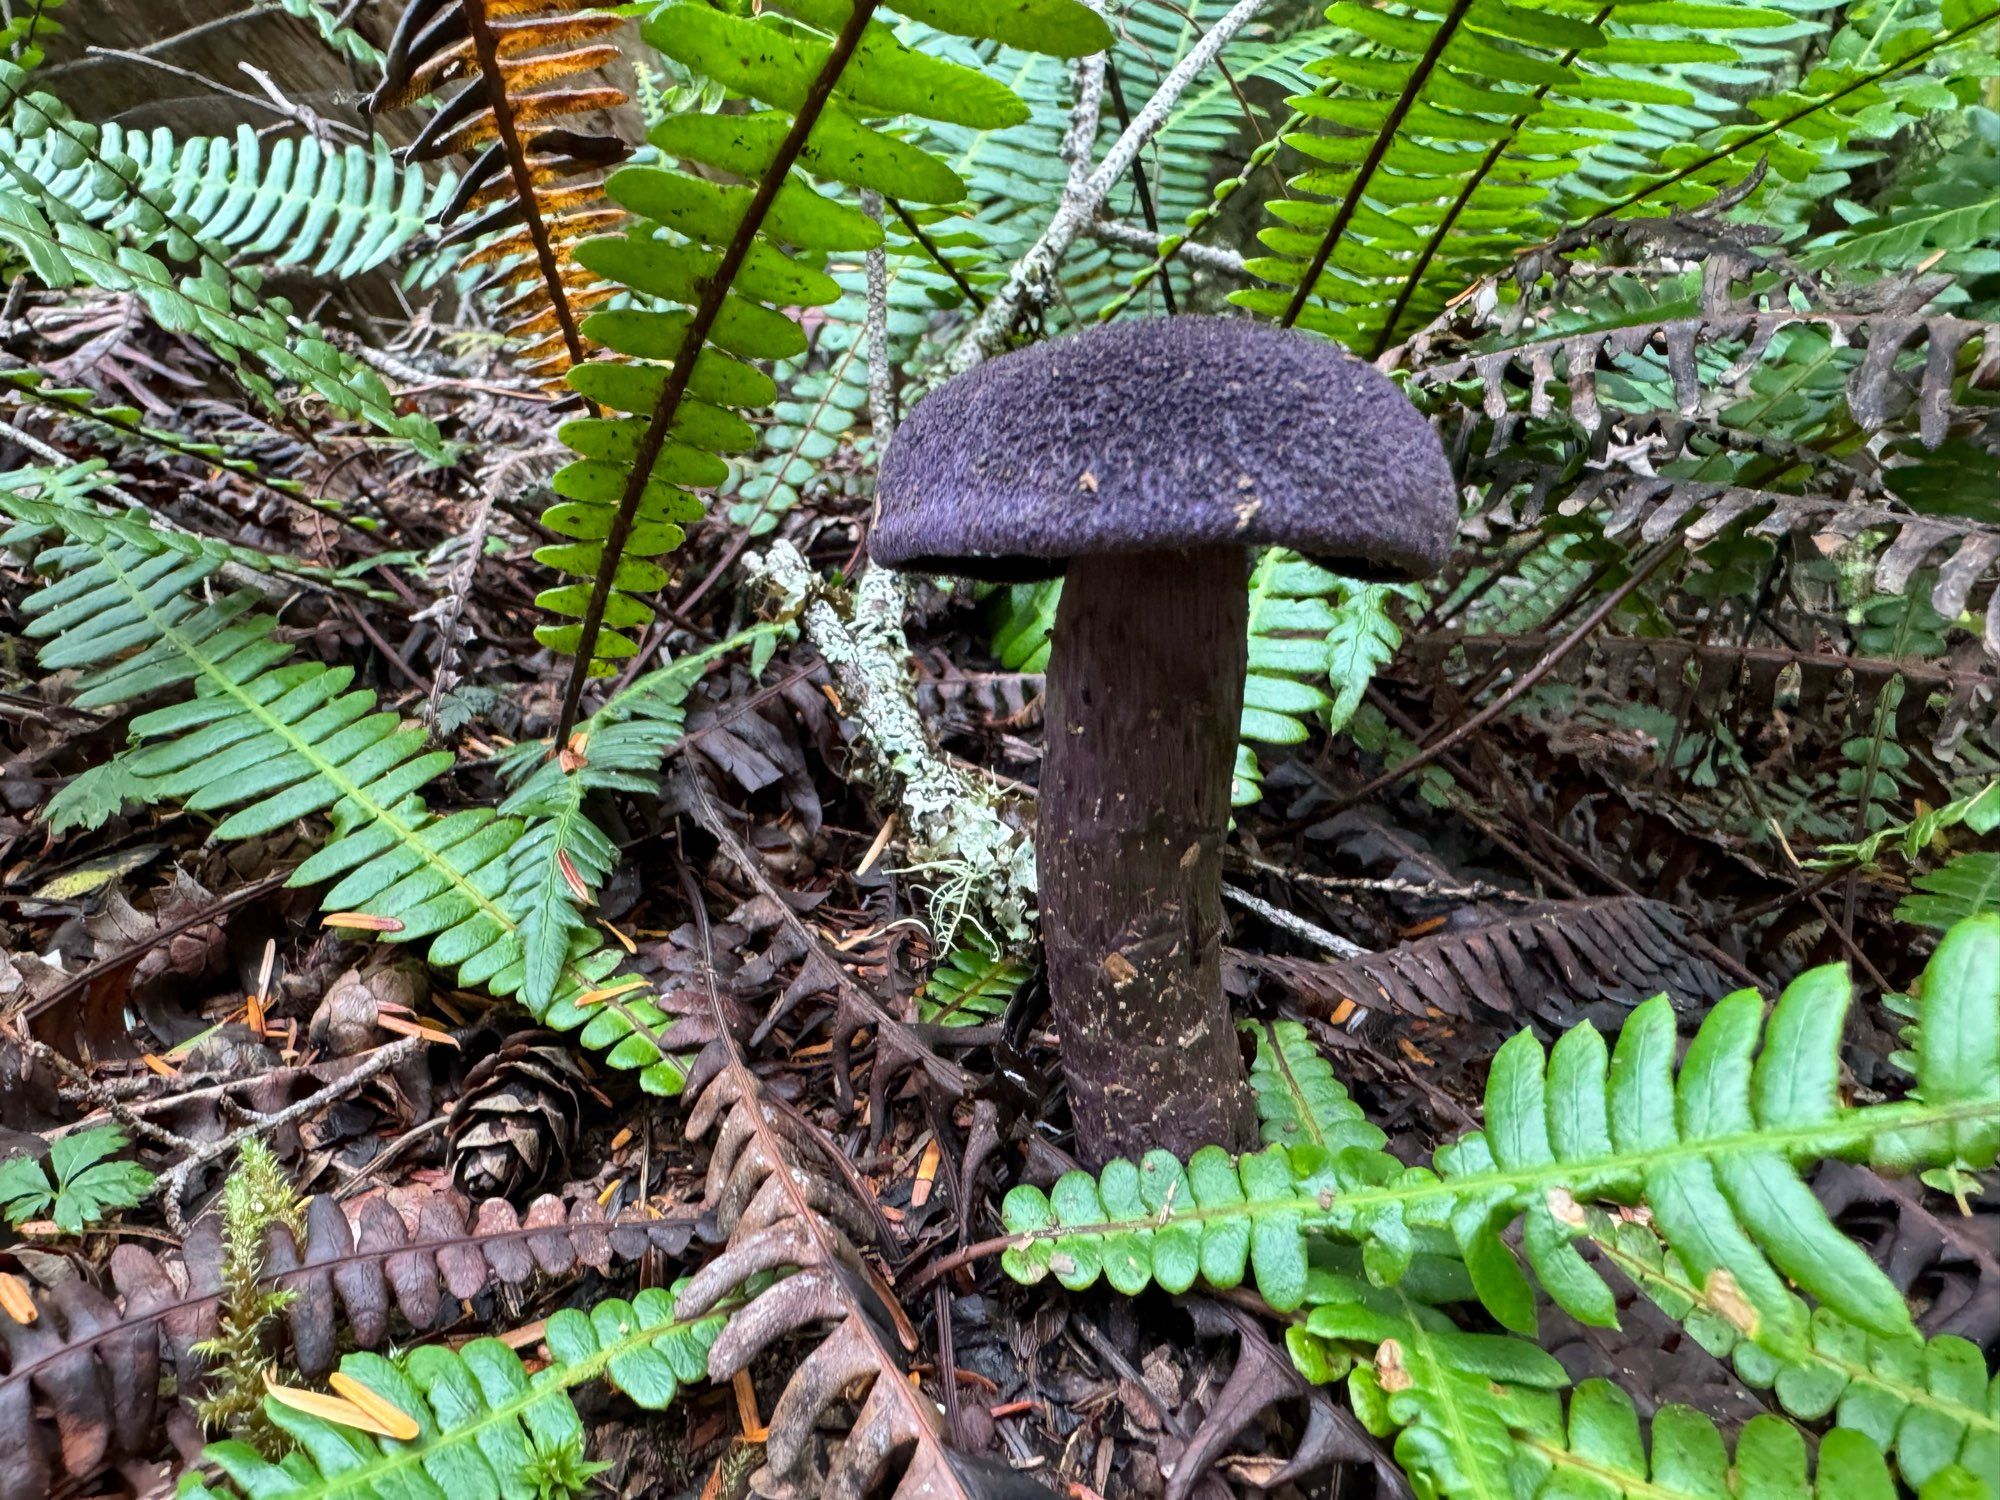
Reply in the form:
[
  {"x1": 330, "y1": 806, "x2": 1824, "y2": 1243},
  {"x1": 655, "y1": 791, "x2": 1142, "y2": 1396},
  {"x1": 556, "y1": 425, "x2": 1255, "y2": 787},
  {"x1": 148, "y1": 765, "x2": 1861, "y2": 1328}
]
[
  {"x1": 945, "y1": 0, "x2": 1277, "y2": 373},
  {"x1": 156, "y1": 1036, "x2": 428, "y2": 1233}
]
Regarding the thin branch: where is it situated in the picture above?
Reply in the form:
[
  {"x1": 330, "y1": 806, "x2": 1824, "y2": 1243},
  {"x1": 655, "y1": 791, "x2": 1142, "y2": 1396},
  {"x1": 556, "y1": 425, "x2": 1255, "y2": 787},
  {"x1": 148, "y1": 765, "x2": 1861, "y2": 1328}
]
[
  {"x1": 156, "y1": 1036, "x2": 430, "y2": 1233},
  {"x1": 861, "y1": 191, "x2": 896, "y2": 444},
  {"x1": 1102, "y1": 67, "x2": 1175, "y2": 314},
  {"x1": 79, "y1": 47, "x2": 369, "y2": 141},
  {"x1": 1086, "y1": 216, "x2": 1248, "y2": 276},
  {"x1": 947, "y1": 0, "x2": 1278, "y2": 373}
]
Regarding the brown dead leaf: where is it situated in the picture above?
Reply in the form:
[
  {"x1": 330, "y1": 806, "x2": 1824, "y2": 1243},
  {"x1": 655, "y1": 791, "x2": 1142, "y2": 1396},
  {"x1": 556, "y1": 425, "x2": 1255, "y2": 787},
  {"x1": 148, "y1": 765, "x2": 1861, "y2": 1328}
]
[
  {"x1": 0, "y1": 1271, "x2": 36, "y2": 1324},
  {"x1": 327, "y1": 1371, "x2": 421, "y2": 1440},
  {"x1": 263, "y1": 1372, "x2": 416, "y2": 1440}
]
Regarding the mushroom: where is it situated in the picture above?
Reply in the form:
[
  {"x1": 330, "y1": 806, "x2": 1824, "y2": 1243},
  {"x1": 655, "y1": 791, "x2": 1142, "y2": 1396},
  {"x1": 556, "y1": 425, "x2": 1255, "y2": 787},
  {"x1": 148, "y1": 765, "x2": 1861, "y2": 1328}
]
[{"x1": 873, "y1": 316, "x2": 1457, "y2": 1165}]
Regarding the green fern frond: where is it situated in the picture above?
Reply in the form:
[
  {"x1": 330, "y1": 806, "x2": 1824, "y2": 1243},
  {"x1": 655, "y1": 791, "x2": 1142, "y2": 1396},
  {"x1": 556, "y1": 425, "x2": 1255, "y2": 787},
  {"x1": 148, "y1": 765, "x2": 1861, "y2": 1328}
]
[
  {"x1": 1901, "y1": 853, "x2": 2000, "y2": 930},
  {"x1": 0, "y1": 0, "x2": 63, "y2": 68},
  {"x1": 1809, "y1": 105, "x2": 2000, "y2": 275},
  {"x1": 0, "y1": 495, "x2": 720, "y2": 1096},
  {"x1": 541, "y1": 0, "x2": 1107, "y2": 713},
  {"x1": 1238, "y1": 552, "x2": 1414, "y2": 805},
  {"x1": 0, "y1": 119, "x2": 446, "y2": 280},
  {"x1": 1372, "y1": 1367, "x2": 1947, "y2": 1500},
  {"x1": 0, "y1": 68, "x2": 444, "y2": 458},
  {"x1": 1819, "y1": 781, "x2": 2000, "y2": 870},
  {"x1": 920, "y1": 930, "x2": 1029, "y2": 1026},
  {"x1": 1279, "y1": 1264, "x2": 1957, "y2": 1500},
  {"x1": 496, "y1": 627, "x2": 780, "y2": 1009},
  {"x1": 1241, "y1": 0, "x2": 1999, "y2": 355},
  {"x1": 1245, "y1": 1020, "x2": 1382, "y2": 1151},
  {"x1": 180, "y1": 1282, "x2": 732, "y2": 1500},
  {"x1": 1593, "y1": 1214, "x2": 2000, "y2": 1496},
  {"x1": 1001, "y1": 918, "x2": 2000, "y2": 1345},
  {"x1": 1590, "y1": 0, "x2": 2000, "y2": 224},
  {"x1": 272, "y1": 0, "x2": 384, "y2": 68}
]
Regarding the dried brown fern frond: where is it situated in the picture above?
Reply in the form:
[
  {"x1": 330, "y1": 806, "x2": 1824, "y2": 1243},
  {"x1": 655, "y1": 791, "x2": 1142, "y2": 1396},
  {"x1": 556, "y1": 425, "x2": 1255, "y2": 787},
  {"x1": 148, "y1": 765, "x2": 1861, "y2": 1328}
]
[
  {"x1": 663, "y1": 864, "x2": 1039, "y2": 1500},
  {"x1": 1234, "y1": 896, "x2": 1725, "y2": 1031},
  {"x1": 672, "y1": 766, "x2": 986, "y2": 1131},
  {"x1": 1470, "y1": 461, "x2": 2000, "y2": 657},
  {"x1": 372, "y1": 0, "x2": 632, "y2": 384},
  {"x1": 0, "y1": 1186, "x2": 698, "y2": 1500},
  {"x1": 1402, "y1": 305, "x2": 1997, "y2": 450}
]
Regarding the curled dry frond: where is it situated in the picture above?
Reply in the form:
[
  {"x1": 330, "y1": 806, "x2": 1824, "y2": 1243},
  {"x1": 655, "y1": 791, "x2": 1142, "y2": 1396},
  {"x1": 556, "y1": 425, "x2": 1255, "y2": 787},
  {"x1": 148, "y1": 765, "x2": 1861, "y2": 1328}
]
[
  {"x1": 1237, "y1": 895, "x2": 1725, "y2": 1029},
  {"x1": 663, "y1": 862, "x2": 1040, "y2": 1500},
  {"x1": 373, "y1": 0, "x2": 633, "y2": 385}
]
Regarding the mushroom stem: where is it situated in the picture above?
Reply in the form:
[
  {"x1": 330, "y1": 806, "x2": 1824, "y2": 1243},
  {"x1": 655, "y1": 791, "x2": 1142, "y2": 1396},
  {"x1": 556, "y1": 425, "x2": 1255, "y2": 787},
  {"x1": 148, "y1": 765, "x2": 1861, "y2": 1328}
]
[{"x1": 1041, "y1": 545, "x2": 1256, "y2": 1165}]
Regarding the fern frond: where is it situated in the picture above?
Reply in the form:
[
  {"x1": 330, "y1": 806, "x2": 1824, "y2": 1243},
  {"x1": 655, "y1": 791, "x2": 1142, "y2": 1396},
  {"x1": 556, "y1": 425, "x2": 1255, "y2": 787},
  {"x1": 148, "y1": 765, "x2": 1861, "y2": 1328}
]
[
  {"x1": 274, "y1": 0, "x2": 384, "y2": 69},
  {"x1": 181, "y1": 1283, "x2": 730, "y2": 1500},
  {"x1": 1820, "y1": 781, "x2": 2000, "y2": 869},
  {"x1": 1408, "y1": 297, "x2": 1997, "y2": 453},
  {"x1": 920, "y1": 930, "x2": 1029, "y2": 1026},
  {"x1": 1239, "y1": 552, "x2": 1414, "y2": 805},
  {"x1": 1810, "y1": 105, "x2": 2000, "y2": 275},
  {"x1": 0, "y1": 0, "x2": 63, "y2": 68},
  {"x1": 1003, "y1": 918, "x2": 2000, "y2": 1346},
  {"x1": 0, "y1": 120, "x2": 444, "y2": 279},
  {"x1": 1592, "y1": 1214, "x2": 2000, "y2": 1495},
  {"x1": 496, "y1": 627, "x2": 780, "y2": 1009},
  {"x1": 1243, "y1": 0, "x2": 2000, "y2": 353},
  {"x1": 1235, "y1": 1, "x2": 1782, "y2": 347},
  {"x1": 1245, "y1": 1020, "x2": 1383, "y2": 1152},
  {"x1": 0, "y1": 496, "x2": 724, "y2": 1096},
  {"x1": 669, "y1": 856, "x2": 1036, "y2": 1499},
  {"x1": 1465, "y1": 449, "x2": 2000, "y2": 658},
  {"x1": 0, "y1": 70, "x2": 444, "y2": 457},
  {"x1": 375, "y1": 0, "x2": 632, "y2": 386},
  {"x1": 542, "y1": 0, "x2": 1105, "y2": 719},
  {"x1": 1901, "y1": 853, "x2": 2000, "y2": 929},
  {"x1": 1374, "y1": 1367, "x2": 1938, "y2": 1500},
  {"x1": 1590, "y1": 0, "x2": 2000, "y2": 223}
]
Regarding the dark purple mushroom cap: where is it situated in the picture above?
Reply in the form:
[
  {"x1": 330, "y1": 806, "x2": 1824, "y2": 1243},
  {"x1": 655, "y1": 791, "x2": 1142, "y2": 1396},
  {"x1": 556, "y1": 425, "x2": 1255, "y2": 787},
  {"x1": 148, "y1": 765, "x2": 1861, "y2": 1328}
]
[{"x1": 872, "y1": 316, "x2": 1457, "y2": 583}]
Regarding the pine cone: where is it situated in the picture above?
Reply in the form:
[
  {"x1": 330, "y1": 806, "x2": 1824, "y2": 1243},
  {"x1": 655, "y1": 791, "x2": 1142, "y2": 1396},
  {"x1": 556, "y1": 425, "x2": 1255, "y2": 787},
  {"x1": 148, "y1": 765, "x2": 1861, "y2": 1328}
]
[{"x1": 445, "y1": 1033, "x2": 588, "y2": 1199}]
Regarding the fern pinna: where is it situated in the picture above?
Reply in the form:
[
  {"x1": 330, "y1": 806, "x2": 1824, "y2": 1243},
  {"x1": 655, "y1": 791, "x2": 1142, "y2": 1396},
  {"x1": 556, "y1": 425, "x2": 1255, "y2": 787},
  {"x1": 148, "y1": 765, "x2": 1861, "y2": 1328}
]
[
  {"x1": 0, "y1": 118, "x2": 447, "y2": 281},
  {"x1": 998, "y1": 920, "x2": 2000, "y2": 1496},
  {"x1": 391, "y1": 0, "x2": 1116, "y2": 725},
  {"x1": 0, "y1": 473, "x2": 766, "y2": 1097}
]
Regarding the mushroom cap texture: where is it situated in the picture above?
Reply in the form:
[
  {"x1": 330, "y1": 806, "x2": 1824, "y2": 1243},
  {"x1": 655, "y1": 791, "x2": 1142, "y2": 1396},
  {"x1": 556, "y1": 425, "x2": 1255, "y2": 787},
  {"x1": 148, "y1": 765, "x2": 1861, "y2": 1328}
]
[{"x1": 871, "y1": 316, "x2": 1457, "y2": 582}]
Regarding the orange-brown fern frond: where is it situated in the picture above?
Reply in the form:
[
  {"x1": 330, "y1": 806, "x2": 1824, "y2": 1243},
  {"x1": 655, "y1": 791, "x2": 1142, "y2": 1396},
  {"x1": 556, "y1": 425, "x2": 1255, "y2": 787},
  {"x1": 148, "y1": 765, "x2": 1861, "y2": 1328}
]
[{"x1": 372, "y1": 0, "x2": 632, "y2": 387}]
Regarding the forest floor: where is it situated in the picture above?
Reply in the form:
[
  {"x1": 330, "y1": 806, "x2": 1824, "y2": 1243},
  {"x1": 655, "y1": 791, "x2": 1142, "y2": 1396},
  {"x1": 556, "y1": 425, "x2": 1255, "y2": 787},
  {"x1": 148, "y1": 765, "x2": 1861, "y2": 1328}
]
[{"x1": 0, "y1": 289, "x2": 1985, "y2": 1500}]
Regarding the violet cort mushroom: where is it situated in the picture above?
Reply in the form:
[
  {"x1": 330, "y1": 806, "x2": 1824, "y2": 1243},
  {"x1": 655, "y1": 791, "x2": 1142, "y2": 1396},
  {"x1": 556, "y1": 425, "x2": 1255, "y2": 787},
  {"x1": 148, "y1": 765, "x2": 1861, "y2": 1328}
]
[{"x1": 872, "y1": 316, "x2": 1456, "y2": 1165}]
